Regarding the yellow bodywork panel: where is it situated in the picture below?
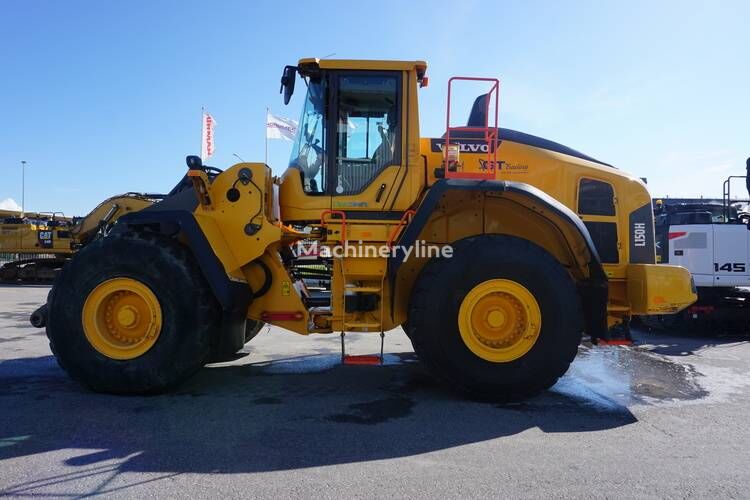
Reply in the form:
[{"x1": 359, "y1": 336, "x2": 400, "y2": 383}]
[
  {"x1": 627, "y1": 264, "x2": 697, "y2": 315},
  {"x1": 190, "y1": 163, "x2": 309, "y2": 333},
  {"x1": 244, "y1": 244, "x2": 309, "y2": 335},
  {"x1": 192, "y1": 163, "x2": 282, "y2": 275},
  {"x1": 420, "y1": 137, "x2": 654, "y2": 281},
  {"x1": 278, "y1": 167, "x2": 331, "y2": 222}
]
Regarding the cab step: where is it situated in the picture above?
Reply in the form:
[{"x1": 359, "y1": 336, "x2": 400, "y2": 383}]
[
  {"x1": 340, "y1": 331, "x2": 385, "y2": 365},
  {"x1": 343, "y1": 354, "x2": 382, "y2": 365},
  {"x1": 343, "y1": 321, "x2": 381, "y2": 329}
]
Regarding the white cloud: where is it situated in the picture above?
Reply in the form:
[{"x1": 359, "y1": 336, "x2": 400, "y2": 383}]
[{"x1": 0, "y1": 198, "x2": 22, "y2": 211}]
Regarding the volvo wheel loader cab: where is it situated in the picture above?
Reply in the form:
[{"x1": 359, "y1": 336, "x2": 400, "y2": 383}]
[{"x1": 43, "y1": 58, "x2": 696, "y2": 400}]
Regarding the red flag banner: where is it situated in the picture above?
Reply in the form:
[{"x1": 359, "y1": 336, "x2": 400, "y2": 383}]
[{"x1": 201, "y1": 112, "x2": 216, "y2": 160}]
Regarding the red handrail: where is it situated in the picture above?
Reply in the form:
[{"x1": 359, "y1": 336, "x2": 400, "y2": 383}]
[
  {"x1": 386, "y1": 210, "x2": 416, "y2": 248},
  {"x1": 444, "y1": 76, "x2": 500, "y2": 180}
]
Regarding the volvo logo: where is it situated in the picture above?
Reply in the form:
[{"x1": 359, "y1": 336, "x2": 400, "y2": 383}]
[{"x1": 430, "y1": 138, "x2": 498, "y2": 153}]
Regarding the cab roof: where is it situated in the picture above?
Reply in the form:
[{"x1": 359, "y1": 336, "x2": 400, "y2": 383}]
[{"x1": 297, "y1": 58, "x2": 427, "y2": 79}]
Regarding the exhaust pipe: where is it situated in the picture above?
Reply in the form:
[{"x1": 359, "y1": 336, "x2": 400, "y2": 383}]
[{"x1": 30, "y1": 304, "x2": 48, "y2": 329}]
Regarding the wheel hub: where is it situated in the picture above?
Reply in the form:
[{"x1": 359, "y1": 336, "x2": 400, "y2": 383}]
[
  {"x1": 458, "y1": 279, "x2": 542, "y2": 362},
  {"x1": 82, "y1": 278, "x2": 162, "y2": 359},
  {"x1": 116, "y1": 305, "x2": 139, "y2": 329},
  {"x1": 486, "y1": 309, "x2": 506, "y2": 329}
]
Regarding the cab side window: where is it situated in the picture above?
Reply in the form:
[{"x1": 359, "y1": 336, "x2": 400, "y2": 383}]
[
  {"x1": 578, "y1": 178, "x2": 618, "y2": 263},
  {"x1": 578, "y1": 178, "x2": 615, "y2": 216},
  {"x1": 334, "y1": 74, "x2": 400, "y2": 195}
]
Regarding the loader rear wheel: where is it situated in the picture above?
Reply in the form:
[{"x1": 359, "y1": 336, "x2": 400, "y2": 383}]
[
  {"x1": 46, "y1": 232, "x2": 219, "y2": 394},
  {"x1": 408, "y1": 235, "x2": 583, "y2": 401}
]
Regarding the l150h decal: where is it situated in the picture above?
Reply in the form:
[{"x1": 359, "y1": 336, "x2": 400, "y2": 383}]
[{"x1": 629, "y1": 203, "x2": 655, "y2": 264}]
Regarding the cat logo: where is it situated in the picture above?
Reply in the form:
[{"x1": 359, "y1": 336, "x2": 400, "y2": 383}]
[{"x1": 38, "y1": 230, "x2": 53, "y2": 248}]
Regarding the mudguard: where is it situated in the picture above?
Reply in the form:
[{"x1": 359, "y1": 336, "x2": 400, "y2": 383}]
[
  {"x1": 115, "y1": 193, "x2": 251, "y2": 357},
  {"x1": 390, "y1": 179, "x2": 609, "y2": 340}
]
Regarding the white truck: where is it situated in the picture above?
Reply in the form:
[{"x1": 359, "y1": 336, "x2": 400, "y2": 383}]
[{"x1": 650, "y1": 178, "x2": 750, "y2": 331}]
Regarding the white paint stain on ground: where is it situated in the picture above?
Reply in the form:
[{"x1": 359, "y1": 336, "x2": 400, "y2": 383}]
[{"x1": 246, "y1": 333, "x2": 744, "y2": 410}]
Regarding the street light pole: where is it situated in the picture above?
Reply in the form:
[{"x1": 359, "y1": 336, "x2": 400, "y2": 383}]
[{"x1": 20, "y1": 160, "x2": 27, "y2": 214}]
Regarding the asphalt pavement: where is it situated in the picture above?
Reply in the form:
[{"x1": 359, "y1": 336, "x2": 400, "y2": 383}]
[{"x1": 1, "y1": 285, "x2": 749, "y2": 498}]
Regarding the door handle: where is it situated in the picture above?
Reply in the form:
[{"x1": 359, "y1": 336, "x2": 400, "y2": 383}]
[{"x1": 375, "y1": 183, "x2": 387, "y2": 203}]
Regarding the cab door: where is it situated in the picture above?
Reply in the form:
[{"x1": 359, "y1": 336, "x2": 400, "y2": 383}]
[
  {"x1": 279, "y1": 73, "x2": 332, "y2": 222},
  {"x1": 329, "y1": 71, "x2": 408, "y2": 217}
]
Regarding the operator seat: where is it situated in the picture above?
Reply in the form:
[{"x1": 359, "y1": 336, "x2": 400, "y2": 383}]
[
  {"x1": 371, "y1": 104, "x2": 398, "y2": 171},
  {"x1": 338, "y1": 105, "x2": 397, "y2": 195}
]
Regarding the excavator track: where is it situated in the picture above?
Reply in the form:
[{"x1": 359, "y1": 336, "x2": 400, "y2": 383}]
[{"x1": 0, "y1": 256, "x2": 69, "y2": 284}]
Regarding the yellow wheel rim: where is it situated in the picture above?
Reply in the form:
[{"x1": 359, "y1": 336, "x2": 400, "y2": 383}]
[
  {"x1": 458, "y1": 279, "x2": 542, "y2": 363},
  {"x1": 82, "y1": 277, "x2": 162, "y2": 360}
]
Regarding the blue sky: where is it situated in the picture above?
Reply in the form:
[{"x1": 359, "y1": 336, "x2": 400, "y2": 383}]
[{"x1": 2, "y1": 0, "x2": 748, "y2": 215}]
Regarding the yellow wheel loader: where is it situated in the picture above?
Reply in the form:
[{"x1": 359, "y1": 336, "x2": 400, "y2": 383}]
[{"x1": 39, "y1": 59, "x2": 696, "y2": 400}]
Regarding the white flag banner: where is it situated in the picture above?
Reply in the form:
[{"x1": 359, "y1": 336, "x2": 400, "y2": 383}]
[
  {"x1": 266, "y1": 112, "x2": 298, "y2": 142},
  {"x1": 201, "y1": 112, "x2": 217, "y2": 161}
]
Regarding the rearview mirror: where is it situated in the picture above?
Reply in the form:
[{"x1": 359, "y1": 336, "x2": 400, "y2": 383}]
[
  {"x1": 279, "y1": 65, "x2": 297, "y2": 105},
  {"x1": 186, "y1": 155, "x2": 202, "y2": 170}
]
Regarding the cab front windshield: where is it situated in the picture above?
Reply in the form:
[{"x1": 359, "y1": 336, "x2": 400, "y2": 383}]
[{"x1": 289, "y1": 78, "x2": 327, "y2": 194}]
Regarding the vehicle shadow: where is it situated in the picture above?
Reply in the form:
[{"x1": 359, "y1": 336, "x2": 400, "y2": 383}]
[
  {"x1": 0, "y1": 352, "x2": 638, "y2": 486},
  {"x1": 0, "y1": 297, "x2": 43, "y2": 329},
  {"x1": 0, "y1": 309, "x2": 34, "y2": 326},
  {"x1": 635, "y1": 328, "x2": 749, "y2": 357}
]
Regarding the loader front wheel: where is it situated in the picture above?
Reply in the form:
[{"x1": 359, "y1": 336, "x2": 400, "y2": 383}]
[
  {"x1": 408, "y1": 235, "x2": 583, "y2": 401},
  {"x1": 47, "y1": 232, "x2": 219, "y2": 394}
]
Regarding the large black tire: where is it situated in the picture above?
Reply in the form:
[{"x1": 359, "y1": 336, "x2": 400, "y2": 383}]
[
  {"x1": 407, "y1": 235, "x2": 583, "y2": 401},
  {"x1": 46, "y1": 231, "x2": 220, "y2": 394}
]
